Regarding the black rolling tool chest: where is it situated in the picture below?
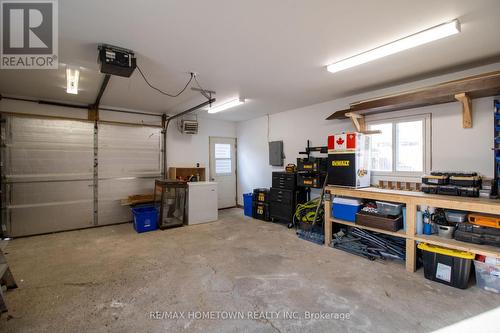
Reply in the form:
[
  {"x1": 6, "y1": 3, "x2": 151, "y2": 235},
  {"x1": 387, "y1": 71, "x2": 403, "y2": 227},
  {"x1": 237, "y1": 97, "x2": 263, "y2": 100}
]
[{"x1": 269, "y1": 172, "x2": 306, "y2": 224}]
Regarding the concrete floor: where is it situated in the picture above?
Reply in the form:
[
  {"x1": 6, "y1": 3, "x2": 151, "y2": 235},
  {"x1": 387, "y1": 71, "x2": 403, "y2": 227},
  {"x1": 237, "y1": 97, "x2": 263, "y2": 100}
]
[{"x1": 0, "y1": 208, "x2": 499, "y2": 333}]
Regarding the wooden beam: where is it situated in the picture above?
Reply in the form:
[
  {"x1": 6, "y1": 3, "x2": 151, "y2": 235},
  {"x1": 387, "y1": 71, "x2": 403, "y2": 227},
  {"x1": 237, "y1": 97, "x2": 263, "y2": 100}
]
[
  {"x1": 326, "y1": 70, "x2": 500, "y2": 120},
  {"x1": 88, "y1": 107, "x2": 99, "y2": 121},
  {"x1": 454, "y1": 92, "x2": 472, "y2": 128}
]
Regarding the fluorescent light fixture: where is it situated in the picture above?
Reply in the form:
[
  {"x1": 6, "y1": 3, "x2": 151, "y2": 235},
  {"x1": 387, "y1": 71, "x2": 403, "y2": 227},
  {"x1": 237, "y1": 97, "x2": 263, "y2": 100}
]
[
  {"x1": 207, "y1": 98, "x2": 245, "y2": 113},
  {"x1": 66, "y1": 68, "x2": 80, "y2": 94},
  {"x1": 327, "y1": 19, "x2": 461, "y2": 73}
]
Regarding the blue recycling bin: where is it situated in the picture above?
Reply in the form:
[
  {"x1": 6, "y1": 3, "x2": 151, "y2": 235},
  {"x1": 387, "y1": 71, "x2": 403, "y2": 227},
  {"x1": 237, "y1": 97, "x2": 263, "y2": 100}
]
[
  {"x1": 243, "y1": 193, "x2": 253, "y2": 217},
  {"x1": 131, "y1": 205, "x2": 158, "y2": 233}
]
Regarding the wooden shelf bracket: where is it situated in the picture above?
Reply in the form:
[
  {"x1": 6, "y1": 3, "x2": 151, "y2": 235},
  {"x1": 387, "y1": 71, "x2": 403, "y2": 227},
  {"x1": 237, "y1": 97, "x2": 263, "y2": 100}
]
[
  {"x1": 454, "y1": 92, "x2": 472, "y2": 128},
  {"x1": 345, "y1": 112, "x2": 381, "y2": 134}
]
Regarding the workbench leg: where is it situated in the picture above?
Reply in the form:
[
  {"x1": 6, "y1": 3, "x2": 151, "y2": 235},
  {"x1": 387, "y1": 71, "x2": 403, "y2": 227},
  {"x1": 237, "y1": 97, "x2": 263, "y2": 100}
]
[
  {"x1": 405, "y1": 202, "x2": 417, "y2": 272},
  {"x1": 405, "y1": 240, "x2": 417, "y2": 272},
  {"x1": 324, "y1": 199, "x2": 332, "y2": 247}
]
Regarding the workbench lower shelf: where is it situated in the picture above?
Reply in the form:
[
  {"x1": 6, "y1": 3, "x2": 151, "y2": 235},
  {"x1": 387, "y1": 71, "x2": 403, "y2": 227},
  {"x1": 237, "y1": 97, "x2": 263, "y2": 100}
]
[
  {"x1": 329, "y1": 218, "x2": 408, "y2": 239},
  {"x1": 415, "y1": 234, "x2": 500, "y2": 259}
]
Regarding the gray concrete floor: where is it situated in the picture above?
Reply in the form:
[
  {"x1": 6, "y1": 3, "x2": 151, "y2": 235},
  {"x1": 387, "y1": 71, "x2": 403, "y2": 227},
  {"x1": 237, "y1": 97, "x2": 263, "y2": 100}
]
[{"x1": 0, "y1": 208, "x2": 499, "y2": 332}]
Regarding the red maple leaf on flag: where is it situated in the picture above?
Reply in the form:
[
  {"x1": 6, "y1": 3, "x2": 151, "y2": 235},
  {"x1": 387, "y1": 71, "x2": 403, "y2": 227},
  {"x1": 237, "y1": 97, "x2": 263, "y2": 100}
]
[{"x1": 336, "y1": 138, "x2": 344, "y2": 145}]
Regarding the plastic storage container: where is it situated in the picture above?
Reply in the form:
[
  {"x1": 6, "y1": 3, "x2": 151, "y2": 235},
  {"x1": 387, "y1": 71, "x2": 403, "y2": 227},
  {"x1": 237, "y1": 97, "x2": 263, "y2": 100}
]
[
  {"x1": 445, "y1": 210, "x2": 468, "y2": 223},
  {"x1": 243, "y1": 193, "x2": 253, "y2": 217},
  {"x1": 417, "y1": 243, "x2": 474, "y2": 289},
  {"x1": 253, "y1": 202, "x2": 270, "y2": 221},
  {"x1": 375, "y1": 201, "x2": 403, "y2": 216},
  {"x1": 437, "y1": 225, "x2": 456, "y2": 239},
  {"x1": 474, "y1": 260, "x2": 500, "y2": 293},
  {"x1": 332, "y1": 197, "x2": 363, "y2": 222},
  {"x1": 468, "y1": 213, "x2": 500, "y2": 229},
  {"x1": 402, "y1": 207, "x2": 407, "y2": 231},
  {"x1": 131, "y1": 205, "x2": 158, "y2": 233},
  {"x1": 253, "y1": 188, "x2": 270, "y2": 203}
]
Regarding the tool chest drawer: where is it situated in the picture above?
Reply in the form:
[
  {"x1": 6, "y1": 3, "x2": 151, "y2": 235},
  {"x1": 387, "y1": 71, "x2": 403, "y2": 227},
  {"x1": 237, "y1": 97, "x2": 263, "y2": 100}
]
[
  {"x1": 272, "y1": 172, "x2": 296, "y2": 190},
  {"x1": 269, "y1": 188, "x2": 294, "y2": 205},
  {"x1": 269, "y1": 202, "x2": 294, "y2": 222}
]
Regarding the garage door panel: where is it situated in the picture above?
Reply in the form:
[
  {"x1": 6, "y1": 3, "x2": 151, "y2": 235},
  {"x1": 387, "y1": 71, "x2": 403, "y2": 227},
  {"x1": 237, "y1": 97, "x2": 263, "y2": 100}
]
[
  {"x1": 5, "y1": 117, "x2": 93, "y2": 177},
  {"x1": 98, "y1": 178, "x2": 155, "y2": 225},
  {"x1": 97, "y1": 124, "x2": 161, "y2": 226},
  {"x1": 98, "y1": 124, "x2": 161, "y2": 178},
  {"x1": 8, "y1": 181, "x2": 93, "y2": 205},
  {"x1": 9, "y1": 201, "x2": 93, "y2": 237}
]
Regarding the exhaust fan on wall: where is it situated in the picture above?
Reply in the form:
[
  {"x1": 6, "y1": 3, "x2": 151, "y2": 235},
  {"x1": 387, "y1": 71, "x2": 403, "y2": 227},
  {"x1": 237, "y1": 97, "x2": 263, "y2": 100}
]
[{"x1": 181, "y1": 120, "x2": 199, "y2": 134}]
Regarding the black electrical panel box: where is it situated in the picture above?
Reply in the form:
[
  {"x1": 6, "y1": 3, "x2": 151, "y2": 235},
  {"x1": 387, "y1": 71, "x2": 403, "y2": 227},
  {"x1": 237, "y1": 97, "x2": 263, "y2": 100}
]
[{"x1": 98, "y1": 44, "x2": 137, "y2": 77}]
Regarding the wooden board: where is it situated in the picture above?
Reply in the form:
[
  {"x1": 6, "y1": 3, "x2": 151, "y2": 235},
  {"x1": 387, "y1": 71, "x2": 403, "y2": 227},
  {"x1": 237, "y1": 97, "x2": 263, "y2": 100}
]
[
  {"x1": 168, "y1": 167, "x2": 206, "y2": 181},
  {"x1": 326, "y1": 70, "x2": 500, "y2": 120},
  {"x1": 120, "y1": 194, "x2": 154, "y2": 206},
  {"x1": 329, "y1": 218, "x2": 408, "y2": 238},
  {"x1": 415, "y1": 234, "x2": 500, "y2": 259}
]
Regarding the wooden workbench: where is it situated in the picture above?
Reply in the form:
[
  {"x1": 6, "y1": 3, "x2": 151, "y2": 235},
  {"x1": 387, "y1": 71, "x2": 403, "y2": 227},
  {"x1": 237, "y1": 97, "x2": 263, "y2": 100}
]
[{"x1": 324, "y1": 186, "x2": 500, "y2": 272}]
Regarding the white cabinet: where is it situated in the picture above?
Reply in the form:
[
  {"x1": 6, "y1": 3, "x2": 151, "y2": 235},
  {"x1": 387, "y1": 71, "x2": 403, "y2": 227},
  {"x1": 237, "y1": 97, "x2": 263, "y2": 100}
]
[{"x1": 187, "y1": 182, "x2": 218, "y2": 225}]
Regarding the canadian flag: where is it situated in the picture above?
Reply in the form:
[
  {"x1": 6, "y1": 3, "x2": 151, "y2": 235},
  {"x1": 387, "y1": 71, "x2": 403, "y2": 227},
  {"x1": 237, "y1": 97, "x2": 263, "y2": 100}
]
[{"x1": 328, "y1": 133, "x2": 357, "y2": 151}]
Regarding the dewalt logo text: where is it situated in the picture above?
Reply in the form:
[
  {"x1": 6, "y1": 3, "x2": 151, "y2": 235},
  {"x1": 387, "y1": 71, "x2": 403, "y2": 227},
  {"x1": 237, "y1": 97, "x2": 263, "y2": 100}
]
[{"x1": 332, "y1": 160, "x2": 350, "y2": 167}]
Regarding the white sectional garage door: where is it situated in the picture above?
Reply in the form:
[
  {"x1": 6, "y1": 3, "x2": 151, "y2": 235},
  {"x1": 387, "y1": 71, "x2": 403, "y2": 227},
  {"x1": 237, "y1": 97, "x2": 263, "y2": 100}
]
[
  {"x1": 97, "y1": 123, "x2": 162, "y2": 225},
  {"x1": 1, "y1": 115, "x2": 162, "y2": 237}
]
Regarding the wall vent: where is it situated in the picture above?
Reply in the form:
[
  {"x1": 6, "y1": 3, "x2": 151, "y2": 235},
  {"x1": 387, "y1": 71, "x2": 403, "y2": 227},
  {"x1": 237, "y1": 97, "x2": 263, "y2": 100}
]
[{"x1": 181, "y1": 120, "x2": 199, "y2": 134}]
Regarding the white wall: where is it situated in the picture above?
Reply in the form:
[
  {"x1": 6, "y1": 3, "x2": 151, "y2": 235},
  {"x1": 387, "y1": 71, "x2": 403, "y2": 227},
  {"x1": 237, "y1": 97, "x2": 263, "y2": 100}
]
[
  {"x1": 166, "y1": 116, "x2": 236, "y2": 175},
  {"x1": 237, "y1": 63, "x2": 500, "y2": 204},
  {"x1": 0, "y1": 99, "x2": 237, "y2": 178}
]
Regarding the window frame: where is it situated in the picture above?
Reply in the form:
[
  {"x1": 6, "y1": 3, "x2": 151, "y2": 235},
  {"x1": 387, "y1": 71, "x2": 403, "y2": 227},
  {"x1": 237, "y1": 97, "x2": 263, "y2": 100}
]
[
  {"x1": 213, "y1": 143, "x2": 233, "y2": 176},
  {"x1": 367, "y1": 113, "x2": 431, "y2": 180}
]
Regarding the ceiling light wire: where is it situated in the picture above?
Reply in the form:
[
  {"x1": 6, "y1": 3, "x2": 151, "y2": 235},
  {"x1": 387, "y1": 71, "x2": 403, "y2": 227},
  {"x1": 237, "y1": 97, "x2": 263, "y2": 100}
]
[{"x1": 136, "y1": 64, "x2": 194, "y2": 97}]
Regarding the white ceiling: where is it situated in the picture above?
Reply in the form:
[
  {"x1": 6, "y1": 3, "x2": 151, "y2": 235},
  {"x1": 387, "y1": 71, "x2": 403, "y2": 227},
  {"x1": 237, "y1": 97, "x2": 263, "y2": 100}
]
[{"x1": 1, "y1": 0, "x2": 500, "y2": 121}]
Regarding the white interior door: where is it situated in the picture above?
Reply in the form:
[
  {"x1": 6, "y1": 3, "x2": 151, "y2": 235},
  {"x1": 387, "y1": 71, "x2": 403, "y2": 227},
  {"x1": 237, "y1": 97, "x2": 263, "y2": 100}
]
[{"x1": 209, "y1": 137, "x2": 236, "y2": 209}]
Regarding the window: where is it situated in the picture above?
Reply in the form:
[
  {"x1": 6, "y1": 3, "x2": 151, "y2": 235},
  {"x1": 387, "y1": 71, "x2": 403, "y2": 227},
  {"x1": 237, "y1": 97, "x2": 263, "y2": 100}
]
[
  {"x1": 214, "y1": 143, "x2": 232, "y2": 174},
  {"x1": 368, "y1": 115, "x2": 430, "y2": 177}
]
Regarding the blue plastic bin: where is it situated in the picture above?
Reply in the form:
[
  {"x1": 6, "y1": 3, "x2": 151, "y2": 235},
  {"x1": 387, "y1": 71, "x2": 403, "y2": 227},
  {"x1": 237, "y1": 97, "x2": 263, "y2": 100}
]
[
  {"x1": 131, "y1": 205, "x2": 158, "y2": 233},
  {"x1": 243, "y1": 193, "x2": 253, "y2": 217},
  {"x1": 332, "y1": 197, "x2": 362, "y2": 222}
]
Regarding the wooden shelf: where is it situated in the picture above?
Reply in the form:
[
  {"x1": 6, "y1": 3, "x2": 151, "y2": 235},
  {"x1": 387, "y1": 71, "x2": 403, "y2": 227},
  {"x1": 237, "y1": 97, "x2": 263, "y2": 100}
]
[
  {"x1": 415, "y1": 234, "x2": 500, "y2": 259},
  {"x1": 326, "y1": 70, "x2": 500, "y2": 121},
  {"x1": 329, "y1": 218, "x2": 408, "y2": 239},
  {"x1": 168, "y1": 167, "x2": 206, "y2": 181}
]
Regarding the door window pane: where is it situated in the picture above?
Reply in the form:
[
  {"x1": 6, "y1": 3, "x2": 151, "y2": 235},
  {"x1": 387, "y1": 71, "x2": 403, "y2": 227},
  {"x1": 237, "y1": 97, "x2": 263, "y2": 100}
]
[
  {"x1": 396, "y1": 120, "x2": 423, "y2": 172},
  {"x1": 369, "y1": 123, "x2": 392, "y2": 171},
  {"x1": 215, "y1": 159, "x2": 232, "y2": 174},
  {"x1": 214, "y1": 144, "x2": 231, "y2": 159}
]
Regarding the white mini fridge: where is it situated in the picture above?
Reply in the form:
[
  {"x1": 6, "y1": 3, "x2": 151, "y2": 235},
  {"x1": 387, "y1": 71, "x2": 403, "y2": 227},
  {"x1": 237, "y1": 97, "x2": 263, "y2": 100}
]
[{"x1": 186, "y1": 182, "x2": 218, "y2": 225}]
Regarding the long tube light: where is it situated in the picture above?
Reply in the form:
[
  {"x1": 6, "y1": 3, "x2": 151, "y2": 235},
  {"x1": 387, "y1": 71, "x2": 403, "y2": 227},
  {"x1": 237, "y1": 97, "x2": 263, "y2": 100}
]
[
  {"x1": 327, "y1": 19, "x2": 461, "y2": 73},
  {"x1": 66, "y1": 68, "x2": 80, "y2": 94},
  {"x1": 207, "y1": 98, "x2": 245, "y2": 113}
]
